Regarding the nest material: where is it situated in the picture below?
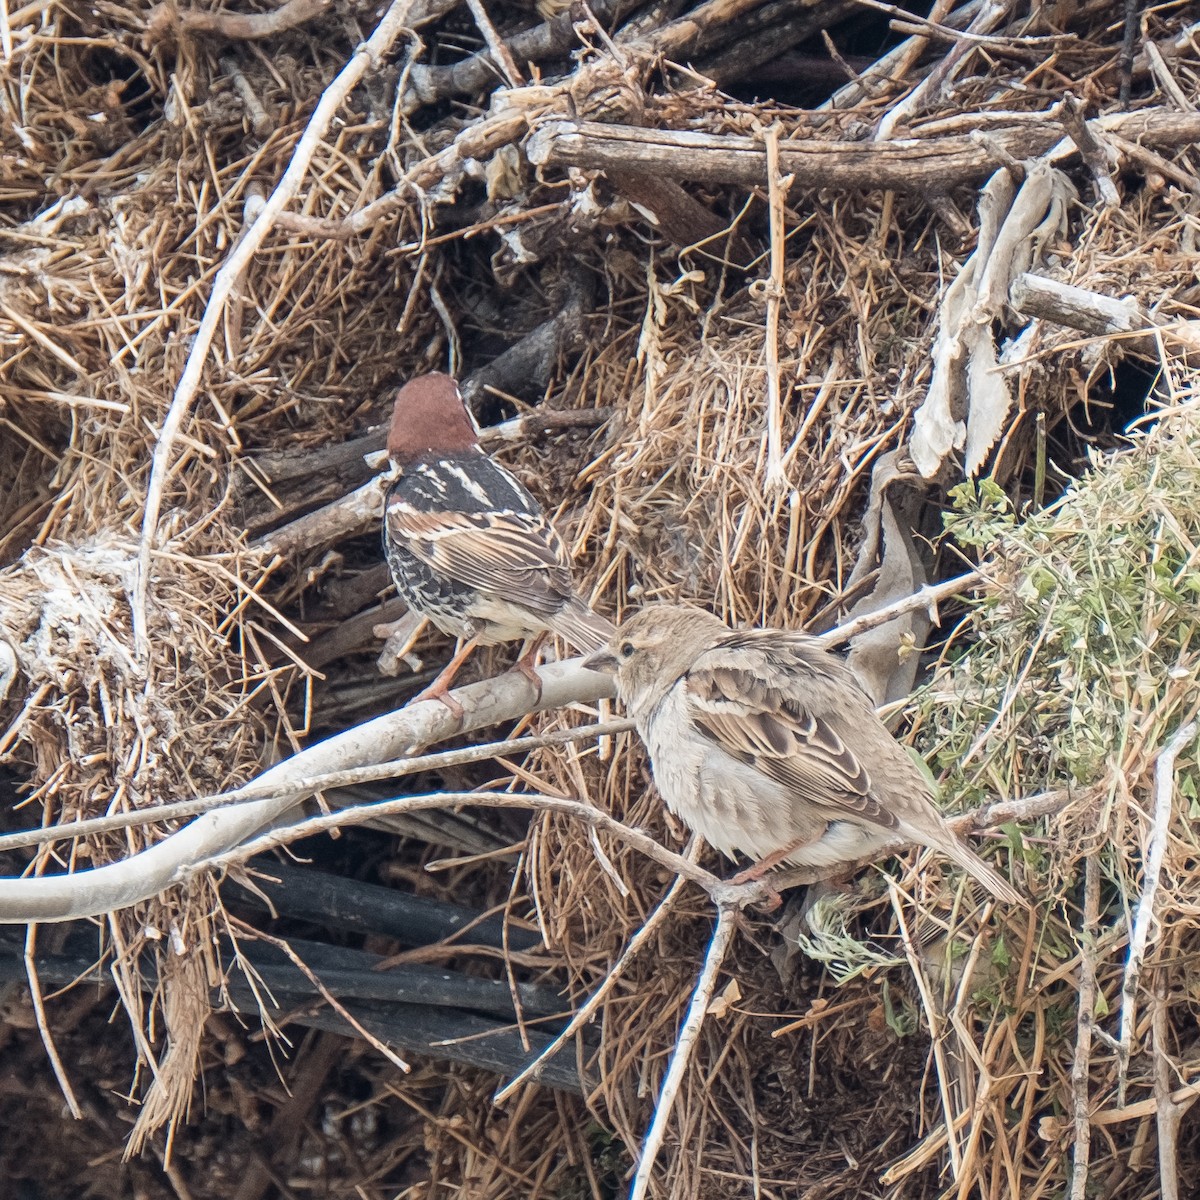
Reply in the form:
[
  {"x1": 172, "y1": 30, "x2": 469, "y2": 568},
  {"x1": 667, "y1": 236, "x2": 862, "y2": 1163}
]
[{"x1": 3, "y1": 0, "x2": 1200, "y2": 1196}]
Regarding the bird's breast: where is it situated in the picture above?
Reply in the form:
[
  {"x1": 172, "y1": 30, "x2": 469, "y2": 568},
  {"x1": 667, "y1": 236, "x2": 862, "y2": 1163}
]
[{"x1": 638, "y1": 691, "x2": 796, "y2": 862}]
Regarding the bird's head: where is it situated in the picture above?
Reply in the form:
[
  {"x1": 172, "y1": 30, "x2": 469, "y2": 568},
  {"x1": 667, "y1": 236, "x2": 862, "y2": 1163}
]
[
  {"x1": 583, "y1": 604, "x2": 729, "y2": 715},
  {"x1": 387, "y1": 372, "x2": 481, "y2": 465}
]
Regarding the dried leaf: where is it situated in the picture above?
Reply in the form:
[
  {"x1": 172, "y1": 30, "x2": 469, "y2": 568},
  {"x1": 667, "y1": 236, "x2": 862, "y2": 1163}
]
[
  {"x1": 845, "y1": 452, "x2": 930, "y2": 707},
  {"x1": 910, "y1": 164, "x2": 1075, "y2": 479},
  {"x1": 708, "y1": 977, "x2": 742, "y2": 1019}
]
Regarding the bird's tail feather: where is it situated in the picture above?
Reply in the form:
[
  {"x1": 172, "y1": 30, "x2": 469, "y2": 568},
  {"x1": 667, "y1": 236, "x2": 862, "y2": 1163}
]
[
  {"x1": 940, "y1": 837, "x2": 1025, "y2": 907},
  {"x1": 552, "y1": 599, "x2": 616, "y2": 654}
]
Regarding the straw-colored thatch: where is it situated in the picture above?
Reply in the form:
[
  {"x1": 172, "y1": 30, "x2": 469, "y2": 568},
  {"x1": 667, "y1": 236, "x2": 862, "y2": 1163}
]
[{"x1": 3, "y1": 0, "x2": 1200, "y2": 1196}]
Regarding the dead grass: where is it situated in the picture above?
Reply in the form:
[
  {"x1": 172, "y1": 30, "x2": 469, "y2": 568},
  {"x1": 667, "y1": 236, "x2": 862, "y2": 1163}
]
[{"x1": 3, "y1": 0, "x2": 1200, "y2": 1196}]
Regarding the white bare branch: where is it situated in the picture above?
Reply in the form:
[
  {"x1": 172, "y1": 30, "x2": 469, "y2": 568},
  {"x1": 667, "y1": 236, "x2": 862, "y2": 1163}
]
[
  {"x1": 132, "y1": 0, "x2": 417, "y2": 659},
  {"x1": 0, "y1": 659, "x2": 615, "y2": 924},
  {"x1": 1117, "y1": 720, "x2": 1197, "y2": 1102},
  {"x1": 629, "y1": 902, "x2": 739, "y2": 1200}
]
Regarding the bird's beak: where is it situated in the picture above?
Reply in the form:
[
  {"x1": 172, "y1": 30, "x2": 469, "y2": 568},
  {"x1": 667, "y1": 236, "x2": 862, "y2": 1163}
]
[{"x1": 582, "y1": 648, "x2": 618, "y2": 674}]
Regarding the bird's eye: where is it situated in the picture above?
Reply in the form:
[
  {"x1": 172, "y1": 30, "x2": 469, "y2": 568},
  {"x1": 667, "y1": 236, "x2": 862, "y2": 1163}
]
[{"x1": 619, "y1": 641, "x2": 635, "y2": 659}]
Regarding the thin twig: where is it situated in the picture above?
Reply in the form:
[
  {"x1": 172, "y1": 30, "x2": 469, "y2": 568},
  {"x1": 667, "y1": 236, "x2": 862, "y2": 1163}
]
[
  {"x1": 0, "y1": 719, "x2": 635, "y2": 854},
  {"x1": 493, "y1": 866, "x2": 692, "y2": 1103},
  {"x1": 464, "y1": 0, "x2": 524, "y2": 87},
  {"x1": 1117, "y1": 720, "x2": 1196, "y2": 1103},
  {"x1": 133, "y1": 0, "x2": 416, "y2": 660},
  {"x1": 1042, "y1": 1077, "x2": 1200, "y2": 1132},
  {"x1": 1069, "y1": 853, "x2": 1100, "y2": 1200},
  {"x1": 265, "y1": 111, "x2": 526, "y2": 240},
  {"x1": 1143, "y1": 40, "x2": 1197, "y2": 113},
  {"x1": 969, "y1": 787, "x2": 1081, "y2": 825},
  {"x1": 762, "y1": 123, "x2": 790, "y2": 494},
  {"x1": 1056, "y1": 93, "x2": 1120, "y2": 207},
  {"x1": 820, "y1": 29, "x2": 862, "y2": 82},
  {"x1": 429, "y1": 279, "x2": 462, "y2": 375},
  {"x1": 860, "y1": 0, "x2": 1056, "y2": 48},
  {"x1": 889, "y1": 880, "x2": 962, "y2": 1174},
  {"x1": 197, "y1": 790, "x2": 733, "y2": 902},
  {"x1": 1107, "y1": 132, "x2": 1200, "y2": 193},
  {"x1": 24, "y1": 924, "x2": 82, "y2": 1118},
  {"x1": 628, "y1": 901, "x2": 738, "y2": 1200},
  {"x1": 243, "y1": 923, "x2": 411, "y2": 1073},
  {"x1": 814, "y1": 571, "x2": 983, "y2": 647}
]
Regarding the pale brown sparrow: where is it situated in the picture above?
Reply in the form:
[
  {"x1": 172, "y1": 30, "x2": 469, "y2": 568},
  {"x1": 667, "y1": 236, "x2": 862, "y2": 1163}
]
[{"x1": 584, "y1": 604, "x2": 1022, "y2": 905}]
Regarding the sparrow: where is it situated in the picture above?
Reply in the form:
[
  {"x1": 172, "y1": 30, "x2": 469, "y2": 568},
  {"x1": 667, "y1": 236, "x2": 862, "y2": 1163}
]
[
  {"x1": 382, "y1": 372, "x2": 614, "y2": 714},
  {"x1": 583, "y1": 604, "x2": 1022, "y2": 905}
]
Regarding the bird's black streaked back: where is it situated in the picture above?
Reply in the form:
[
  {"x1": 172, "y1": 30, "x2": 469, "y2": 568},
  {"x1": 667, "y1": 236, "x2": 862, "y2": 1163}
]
[{"x1": 388, "y1": 451, "x2": 539, "y2": 519}]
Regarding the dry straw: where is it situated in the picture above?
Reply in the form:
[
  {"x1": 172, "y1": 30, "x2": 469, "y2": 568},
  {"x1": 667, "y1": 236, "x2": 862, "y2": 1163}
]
[{"x1": 3, "y1": 0, "x2": 1200, "y2": 1195}]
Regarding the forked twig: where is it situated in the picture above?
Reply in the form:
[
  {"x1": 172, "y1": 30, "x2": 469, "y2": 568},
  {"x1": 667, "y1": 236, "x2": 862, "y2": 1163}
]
[
  {"x1": 0, "y1": 658, "x2": 615, "y2": 923},
  {"x1": 0, "y1": 719, "x2": 635, "y2": 854},
  {"x1": 493, "y1": 854, "x2": 695, "y2": 1103}
]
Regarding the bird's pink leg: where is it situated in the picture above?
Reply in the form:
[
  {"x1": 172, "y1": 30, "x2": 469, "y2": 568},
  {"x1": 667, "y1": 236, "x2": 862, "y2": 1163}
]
[
  {"x1": 511, "y1": 632, "x2": 548, "y2": 701},
  {"x1": 412, "y1": 637, "x2": 479, "y2": 720},
  {"x1": 729, "y1": 838, "x2": 808, "y2": 886}
]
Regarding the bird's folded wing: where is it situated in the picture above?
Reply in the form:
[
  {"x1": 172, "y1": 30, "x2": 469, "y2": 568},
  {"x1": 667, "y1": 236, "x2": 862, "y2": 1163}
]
[
  {"x1": 685, "y1": 658, "x2": 898, "y2": 830},
  {"x1": 386, "y1": 505, "x2": 574, "y2": 617}
]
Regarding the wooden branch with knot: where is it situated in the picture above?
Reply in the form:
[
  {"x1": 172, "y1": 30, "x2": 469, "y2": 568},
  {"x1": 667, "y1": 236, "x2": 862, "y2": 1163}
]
[
  {"x1": 526, "y1": 108, "x2": 1200, "y2": 194},
  {"x1": 143, "y1": 0, "x2": 330, "y2": 45}
]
